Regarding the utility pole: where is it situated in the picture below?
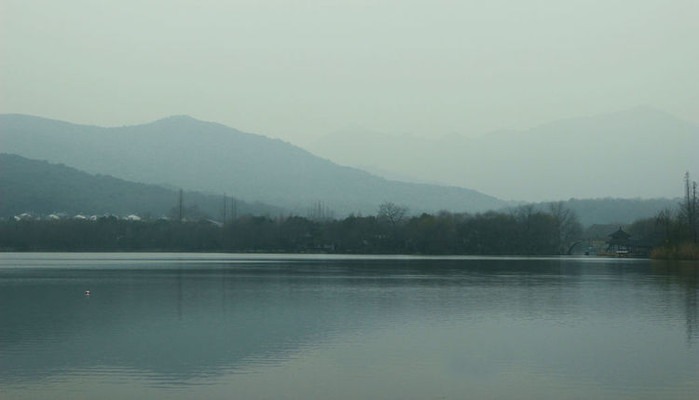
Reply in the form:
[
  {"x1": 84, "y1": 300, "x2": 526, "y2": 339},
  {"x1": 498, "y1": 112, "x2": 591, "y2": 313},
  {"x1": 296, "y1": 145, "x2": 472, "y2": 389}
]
[
  {"x1": 178, "y1": 189, "x2": 183, "y2": 222},
  {"x1": 231, "y1": 198, "x2": 238, "y2": 221},
  {"x1": 223, "y1": 193, "x2": 227, "y2": 224}
]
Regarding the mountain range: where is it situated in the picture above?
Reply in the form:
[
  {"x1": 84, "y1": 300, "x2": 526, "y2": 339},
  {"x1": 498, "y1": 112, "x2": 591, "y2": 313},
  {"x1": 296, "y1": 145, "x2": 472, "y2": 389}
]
[
  {"x1": 307, "y1": 106, "x2": 699, "y2": 201},
  {"x1": 0, "y1": 114, "x2": 504, "y2": 216}
]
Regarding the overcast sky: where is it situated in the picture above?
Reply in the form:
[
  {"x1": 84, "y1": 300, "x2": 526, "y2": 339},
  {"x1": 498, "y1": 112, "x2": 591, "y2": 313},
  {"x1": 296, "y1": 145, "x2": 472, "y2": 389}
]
[{"x1": 1, "y1": 0, "x2": 697, "y2": 144}]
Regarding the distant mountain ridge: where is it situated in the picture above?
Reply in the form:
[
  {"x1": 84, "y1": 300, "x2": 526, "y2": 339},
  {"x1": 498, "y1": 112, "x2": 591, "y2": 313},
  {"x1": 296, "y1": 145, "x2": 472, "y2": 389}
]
[
  {"x1": 308, "y1": 106, "x2": 699, "y2": 201},
  {"x1": 0, "y1": 114, "x2": 506, "y2": 215}
]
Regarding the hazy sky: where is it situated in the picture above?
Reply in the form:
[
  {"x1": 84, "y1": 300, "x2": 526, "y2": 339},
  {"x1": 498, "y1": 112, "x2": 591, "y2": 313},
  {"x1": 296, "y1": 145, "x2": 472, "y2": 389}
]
[{"x1": 1, "y1": 0, "x2": 697, "y2": 144}]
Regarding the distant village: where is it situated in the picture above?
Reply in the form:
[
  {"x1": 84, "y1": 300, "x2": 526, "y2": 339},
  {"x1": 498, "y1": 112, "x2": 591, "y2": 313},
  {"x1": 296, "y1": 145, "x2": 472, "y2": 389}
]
[
  {"x1": 13, "y1": 212, "x2": 146, "y2": 222},
  {"x1": 11, "y1": 211, "x2": 227, "y2": 226}
]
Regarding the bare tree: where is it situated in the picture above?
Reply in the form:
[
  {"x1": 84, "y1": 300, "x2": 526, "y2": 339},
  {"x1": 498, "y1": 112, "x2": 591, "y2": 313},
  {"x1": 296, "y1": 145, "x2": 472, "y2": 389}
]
[
  {"x1": 549, "y1": 201, "x2": 583, "y2": 254},
  {"x1": 655, "y1": 208, "x2": 673, "y2": 243},
  {"x1": 378, "y1": 202, "x2": 407, "y2": 227}
]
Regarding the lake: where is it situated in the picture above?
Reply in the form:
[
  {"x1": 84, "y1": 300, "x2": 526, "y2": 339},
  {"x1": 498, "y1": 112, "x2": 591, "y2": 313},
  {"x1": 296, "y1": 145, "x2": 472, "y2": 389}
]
[{"x1": 1, "y1": 253, "x2": 698, "y2": 399}]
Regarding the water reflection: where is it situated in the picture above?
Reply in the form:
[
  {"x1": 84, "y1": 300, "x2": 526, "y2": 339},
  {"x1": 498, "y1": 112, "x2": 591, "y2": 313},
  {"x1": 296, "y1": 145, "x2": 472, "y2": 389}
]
[
  {"x1": 1, "y1": 254, "x2": 698, "y2": 398},
  {"x1": 649, "y1": 261, "x2": 699, "y2": 344}
]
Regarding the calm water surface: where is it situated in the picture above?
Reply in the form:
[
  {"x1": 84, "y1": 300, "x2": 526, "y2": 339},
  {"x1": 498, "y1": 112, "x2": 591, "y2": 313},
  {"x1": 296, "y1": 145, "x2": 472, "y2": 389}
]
[{"x1": 1, "y1": 253, "x2": 698, "y2": 399}]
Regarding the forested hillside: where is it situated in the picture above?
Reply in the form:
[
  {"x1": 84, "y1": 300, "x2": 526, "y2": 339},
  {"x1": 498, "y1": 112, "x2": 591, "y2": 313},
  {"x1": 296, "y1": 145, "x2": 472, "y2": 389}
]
[{"x1": 0, "y1": 154, "x2": 280, "y2": 218}]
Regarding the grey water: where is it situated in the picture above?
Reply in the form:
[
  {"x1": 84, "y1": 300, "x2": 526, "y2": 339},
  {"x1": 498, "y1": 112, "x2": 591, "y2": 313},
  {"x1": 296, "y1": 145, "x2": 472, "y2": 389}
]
[{"x1": 1, "y1": 253, "x2": 698, "y2": 399}]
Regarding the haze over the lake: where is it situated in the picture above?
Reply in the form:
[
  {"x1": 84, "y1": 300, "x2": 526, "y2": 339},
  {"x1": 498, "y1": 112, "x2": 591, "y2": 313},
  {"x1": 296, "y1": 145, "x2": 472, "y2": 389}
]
[{"x1": 2, "y1": 0, "x2": 697, "y2": 145}]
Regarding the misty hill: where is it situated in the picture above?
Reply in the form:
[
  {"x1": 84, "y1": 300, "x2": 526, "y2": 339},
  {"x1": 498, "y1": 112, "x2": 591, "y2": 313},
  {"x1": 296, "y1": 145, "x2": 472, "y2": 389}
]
[
  {"x1": 0, "y1": 114, "x2": 506, "y2": 215},
  {"x1": 0, "y1": 153, "x2": 281, "y2": 218},
  {"x1": 504, "y1": 197, "x2": 680, "y2": 227},
  {"x1": 1, "y1": 153, "x2": 675, "y2": 227},
  {"x1": 308, "y1": 107, "x2": 699, "y2": 201},
  {"x1": 561, "y1": 197, "x2": 680, "y2": 226}
]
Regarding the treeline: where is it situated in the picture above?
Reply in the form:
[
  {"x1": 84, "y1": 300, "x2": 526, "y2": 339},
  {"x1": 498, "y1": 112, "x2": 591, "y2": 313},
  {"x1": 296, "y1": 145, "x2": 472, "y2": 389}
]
[{"x1": 0, "y1": 203, "x2": 582, "y2": 255}]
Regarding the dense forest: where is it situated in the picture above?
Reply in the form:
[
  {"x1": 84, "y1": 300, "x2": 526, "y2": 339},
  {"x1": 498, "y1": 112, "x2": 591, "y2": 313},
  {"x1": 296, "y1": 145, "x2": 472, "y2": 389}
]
[
  {"x1": 1, "y1": 203, "x2": 584, "y2": 255},
  {"x1": 3, "y1": 196, "x2": 696, "y2": 257}
]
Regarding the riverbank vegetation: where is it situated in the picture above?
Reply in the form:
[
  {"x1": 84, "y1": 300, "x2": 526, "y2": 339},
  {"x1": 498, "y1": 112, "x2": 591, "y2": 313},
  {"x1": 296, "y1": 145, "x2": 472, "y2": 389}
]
[
  {"x1": 0, "y1": 203, "x2": 583, "y2": 255},
  {"x1": 647, "y1": 173, "x2": 698, "y2": 260},
  {"x1": 2, "y1": 173, "x2": 696, "y2": 258}
]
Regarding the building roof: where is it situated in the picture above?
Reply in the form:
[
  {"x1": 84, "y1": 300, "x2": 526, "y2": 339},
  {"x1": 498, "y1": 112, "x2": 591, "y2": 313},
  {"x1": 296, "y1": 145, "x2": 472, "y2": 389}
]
[
  {"x1": 609, "y1": 227, "x2": 631, "y2": 239},
  {"x1": 607, "y1": 227, "x2": 631, "y2": 245}
]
